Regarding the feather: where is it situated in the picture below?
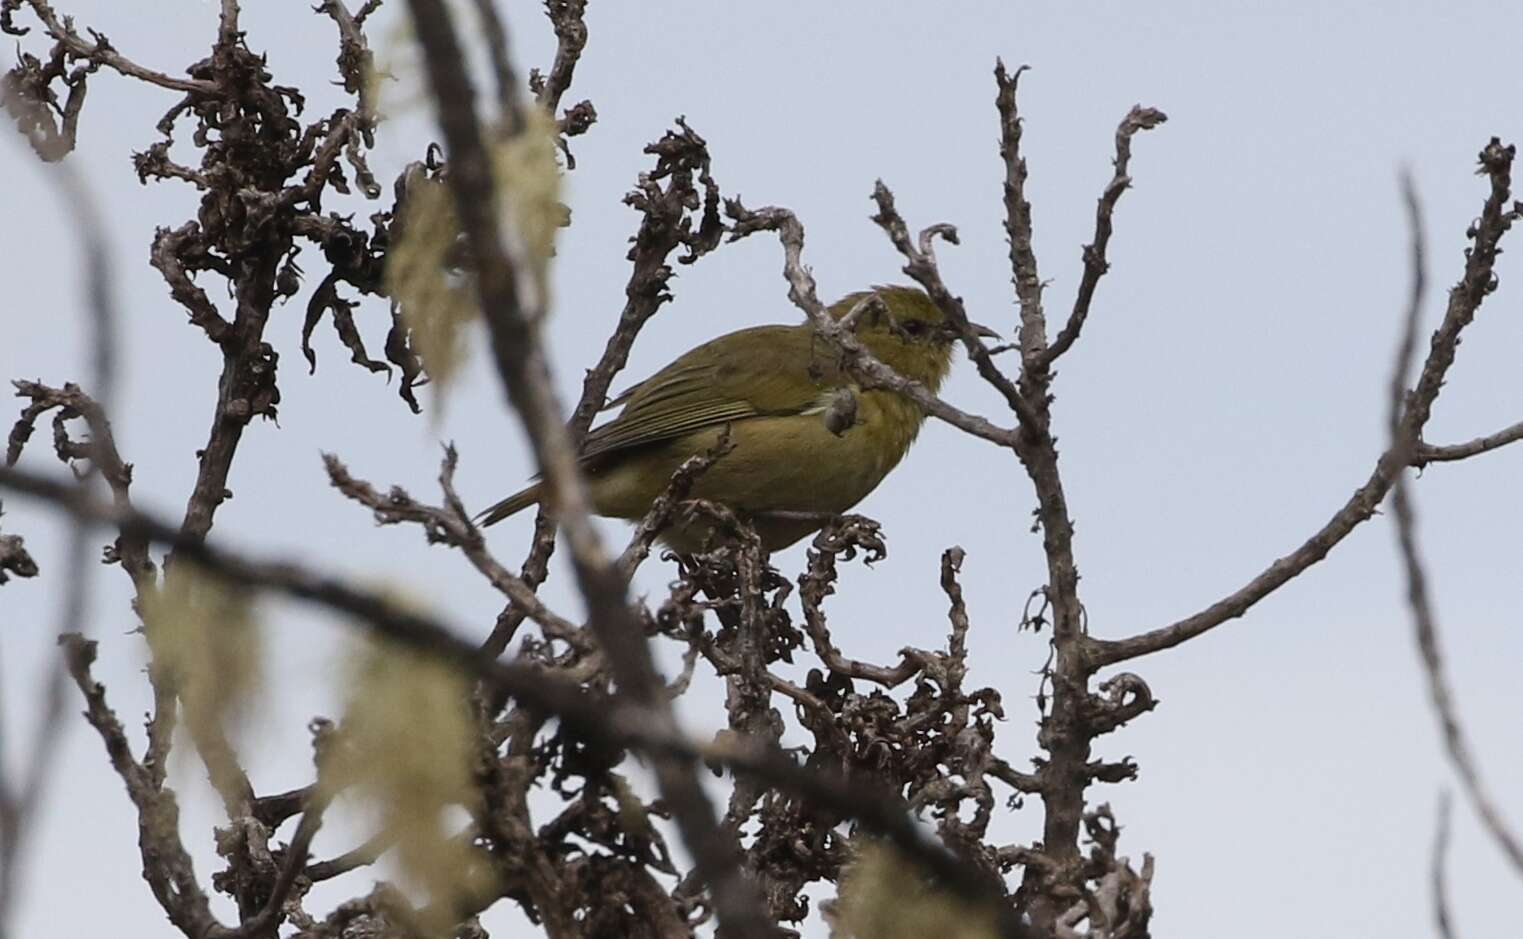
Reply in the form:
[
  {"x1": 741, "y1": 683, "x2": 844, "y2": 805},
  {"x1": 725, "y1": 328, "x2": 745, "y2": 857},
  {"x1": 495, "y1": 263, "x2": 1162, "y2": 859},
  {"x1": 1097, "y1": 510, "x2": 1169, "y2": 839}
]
[{"x1": 578, "y1": 324, "x2": 836, "y2": 463}]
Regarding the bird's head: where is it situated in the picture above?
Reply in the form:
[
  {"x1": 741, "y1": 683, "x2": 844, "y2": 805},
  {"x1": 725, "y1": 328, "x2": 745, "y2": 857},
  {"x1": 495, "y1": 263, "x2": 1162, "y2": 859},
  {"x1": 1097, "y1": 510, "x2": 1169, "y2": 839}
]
[{"x1": 829, "y1": 285, "x2": 999, "y2": 392}]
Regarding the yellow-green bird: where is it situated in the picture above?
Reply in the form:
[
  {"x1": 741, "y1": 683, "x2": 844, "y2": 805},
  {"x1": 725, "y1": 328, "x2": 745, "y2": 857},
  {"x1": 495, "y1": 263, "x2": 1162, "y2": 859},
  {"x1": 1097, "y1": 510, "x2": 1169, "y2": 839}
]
[{"x1": 478, "y1": 285, "x2": 995, "y2": 551}]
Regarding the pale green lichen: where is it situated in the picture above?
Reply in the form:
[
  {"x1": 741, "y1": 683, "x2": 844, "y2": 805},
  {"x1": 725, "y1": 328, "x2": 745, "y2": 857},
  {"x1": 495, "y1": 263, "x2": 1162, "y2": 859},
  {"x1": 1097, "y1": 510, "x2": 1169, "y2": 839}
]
[
  {"x1": 141, "y1": 563, "x2": 263, "y2": 733},
  {"x1": 328, "y1": 636, "x2": 493, "y2": 933},
  {"x1": 827, "y1": 843, "x2": 1000, "y2": 939}
]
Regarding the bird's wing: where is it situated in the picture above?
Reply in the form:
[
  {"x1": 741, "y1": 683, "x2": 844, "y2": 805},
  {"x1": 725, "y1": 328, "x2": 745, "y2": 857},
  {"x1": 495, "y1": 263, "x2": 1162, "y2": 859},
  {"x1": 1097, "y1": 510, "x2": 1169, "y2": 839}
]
[{"x1": 579, "y1": 325, "x2": 838, "y2": 463}]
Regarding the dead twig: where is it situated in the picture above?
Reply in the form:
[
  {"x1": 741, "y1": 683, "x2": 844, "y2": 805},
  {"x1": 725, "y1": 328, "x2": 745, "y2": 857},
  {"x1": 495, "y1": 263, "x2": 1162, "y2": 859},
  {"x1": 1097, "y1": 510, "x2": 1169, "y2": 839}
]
[
  {"x1": 1092, "y1": 139, "x2": 1523, "y2": 667},
  {"x1": 1042, "y1": 103, "x2": 1167, "y2": 365},
  {"x1": 1387, "y1": 172, "x2": 1523, "y2": 879}
]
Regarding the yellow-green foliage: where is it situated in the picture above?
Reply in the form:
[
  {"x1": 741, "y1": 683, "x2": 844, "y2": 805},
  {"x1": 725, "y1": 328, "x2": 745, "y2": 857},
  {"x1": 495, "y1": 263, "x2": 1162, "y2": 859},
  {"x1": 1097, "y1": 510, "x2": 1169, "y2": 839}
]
[
  {"x1": 828, "y1": 843, "x2": 1000, "y2": 939},
  {"x1": 328, "y1": 637, "x2": 492, "y2": 931},
  {"x1": 141, "y1": 564, "x2": 262, "y2": 731}
]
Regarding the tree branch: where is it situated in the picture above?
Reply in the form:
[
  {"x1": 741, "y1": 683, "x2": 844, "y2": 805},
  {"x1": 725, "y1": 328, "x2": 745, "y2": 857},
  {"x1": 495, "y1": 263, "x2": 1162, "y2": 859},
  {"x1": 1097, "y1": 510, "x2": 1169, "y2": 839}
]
[
  {"x1": 1387, "y1": 173, "x2": 1523, "y2": 879},
  {"x1": 993, "y1": 61, "x2": 1046, "y2": 369},
  {"x1": 482, "y1": 118, "x2": 723, "y2": 658},
  {"x1": 324, "y1": 447, "x2": 586, "y2": 648},
  {"x1": 1042, "y1": 104, "x2": 1167, "y2": 365},
  {"x1": 0, "y1": 461, "x2": 1030, "y2": 937},
  {"x1": 58, "y1": 635, "x2": 223, "y2": 938},
  {"x1": 1414, "y1": 418, "x2": 1523, "y2": 465},
  {"x1": 1432, "y1": 792, "x2": 1456, "y2": 939},
  {"x1": 400, "y1": 3, "x2": 775, "y2": 933},
  {"x1": 726, "y1": 198, "x2": 1021, "y2": 448},
  {"x1": 1091, "y1": 139, "x2": 1522, "y2": 667},
  {"x1": 1, "y1": 0, "x2": 218, "y2": 95}
]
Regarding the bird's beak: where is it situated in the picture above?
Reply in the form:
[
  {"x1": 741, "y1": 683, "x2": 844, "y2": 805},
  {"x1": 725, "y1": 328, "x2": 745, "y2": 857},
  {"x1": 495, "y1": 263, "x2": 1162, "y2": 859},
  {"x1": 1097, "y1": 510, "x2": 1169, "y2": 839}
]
[{"x1": 968, "y1": 321, "x2": 1001, "y2": 341}]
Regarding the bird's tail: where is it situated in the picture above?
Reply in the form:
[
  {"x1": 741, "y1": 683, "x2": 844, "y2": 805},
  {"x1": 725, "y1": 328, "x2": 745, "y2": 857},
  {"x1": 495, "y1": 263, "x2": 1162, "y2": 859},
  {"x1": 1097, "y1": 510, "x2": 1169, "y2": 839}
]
[{"x1": 476, "y1": 483, "x2": 543, "y2": 528}]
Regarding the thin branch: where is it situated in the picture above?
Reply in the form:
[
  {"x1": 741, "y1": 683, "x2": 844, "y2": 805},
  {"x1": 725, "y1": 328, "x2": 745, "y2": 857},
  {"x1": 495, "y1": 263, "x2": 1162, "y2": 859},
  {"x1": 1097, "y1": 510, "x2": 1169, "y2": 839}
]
[
  {"x1": 993, "y1": 60, "x2": 1046, "y2": 367},
  {"x1": 324, "y1": 448, "x2": 587, "y2": 648},
  {"x1": 391, "y1": 4, "x2": 777, "y2": 934},
  {"x1": 1, "y1": 1, "x2": 218, "y2": 95},
  {"x1": 483, "y1": 119, "x2": 723, "y2": 657},
  {"x1": 1432, "y1": 792, "x2": 1457, "y2": 939},
  {"x1": 867, "y1": 181, "x2": 1038, "y2": 432},
  {"x1": 726, "y1": 199, "x2": 1021, "y2": 448},
  {"x1": 316, "y1": 1, "x2": 379, "y2": 130},
  {"x1": 147, "y1": 223, "x2": 232, "y2": 343},
  {"x1": 797, "y1": 519, "x2": 925, "y2": 688},
  {"x1": 57, "y1": 635, "x2": 223, "y2": 938},
  {"x1": 468, "y1": 0, "x2": 521, "y2": 131},
  {"x1": 1388, "y1": 174, "x2": 1523, "y2": 879},
  {"x1": 616, "y1": 431, "x2": 735, "y2": 577},
  {"x1": 0, "y1": 462, "x2": 1029, "y2": 937},
  {"x1": 217, "y1": 0, "x2": 239, "y2": 47},
  {"x1": 222, "y1": 791, "x2": 331, "y2": 939},
  {"x1": 0, "y1": 515, "x2": 38, "y2": 585},
  {"x1": 980, "y1": 61, "x2": 1128, "y2": 928},
  {"x1": 1042, "y1": 103, "x2": 1167, "y2": 364},
  {"x1": 1091, "y1": 139, "x2": 1522, "y2": 667},
  {"x1": 530, "y1": 0, "x2": 596, "y2": 166},
  {"x1": 1414, "y1": 419, "x2": 1523, "y2": 465},
  {"x1": 305, "y1": 831, "x2": 392, "y2": 883},
  {"x1": 530, "y1": 0, "x2": 588, "y2": 115},
  {"x1": 0, "y1": 135, "x2": 119, "y2": 931}
]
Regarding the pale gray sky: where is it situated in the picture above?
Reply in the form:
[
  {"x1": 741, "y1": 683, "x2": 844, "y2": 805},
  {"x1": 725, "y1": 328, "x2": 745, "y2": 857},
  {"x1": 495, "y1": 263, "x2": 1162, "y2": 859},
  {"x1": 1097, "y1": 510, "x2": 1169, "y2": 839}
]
[{"x1": 3, "y1": 2, "x2": 1522, "y2": 936}]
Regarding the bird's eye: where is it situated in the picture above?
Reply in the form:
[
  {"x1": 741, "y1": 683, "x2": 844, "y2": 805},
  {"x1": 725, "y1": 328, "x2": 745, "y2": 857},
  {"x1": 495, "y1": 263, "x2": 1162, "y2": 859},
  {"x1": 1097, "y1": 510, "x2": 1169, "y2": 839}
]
[{"x1": 901, "y1": 319, "x2": 927, "y2": 338}]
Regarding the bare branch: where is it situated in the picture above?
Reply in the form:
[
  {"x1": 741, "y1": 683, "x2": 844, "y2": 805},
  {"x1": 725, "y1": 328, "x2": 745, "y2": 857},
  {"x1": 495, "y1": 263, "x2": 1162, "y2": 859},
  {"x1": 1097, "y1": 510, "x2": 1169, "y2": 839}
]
[
  {"x1": 305, "y1": 831, "x2": 391, "y2": 883},
  {"x1": 1432, "y1": 792, "x2": 1457, "y2": 939},
  {"x1": 1, "y1": 43, "x2": 91, "y2": 160},
  {"x1": 1, "y1": 0, "x2": 218, "y2": 95},
  {"x1": 1043, "y1": 104, "x2": 1167, "y2": 364},
  {"x1": 993, "y1": 60, "x2": 1046, "y2": 366},
  {"x1": 57, "y1": 635, "x2": 223, "y2": 937},
  {"x1": 530, "y1": 0, "x2": 589, "y2": 115},
  {"x1": 399, "y1": 4, "x2": 775, "y2": 933},
  {"x1": 868, "y1": 181, "x2": 1038, "y2": 432},
  {"x1": 0, "y1": 462, "x2": 1030, "y2": 937},
  {"x1": 530, "y1": 0, "x2": 596, "y2": 165},
  {"x1": 221, "y1": 725, "x2": 339, "y2": 939},
  {"x1": 726, "y1": 198, "x2": 1021, "y2": 448},
  {"x1": 797, "y1": 517, "x2": 926, "y2": 688},
  {"x1": 324, "y1": 449, "x2": 587, "y2": 648},
  {"x1": 147, "y1": 223, "x2": 233, "y2": 343},
  {"x1": 316, "y1": 1, "x2": 379, "y2": 130},
  {"x1": 0, "y1": 135, "x2": 121, "y2": 931},
  {"x1": 1414, "y1": 418, "x2": 1523, "y2": 465},
  {"x1": 1092, "y1": 139, "x2": 1522, "y2": 667},
  {"x1": 8, "y1": 381, "x2": 150, "y2": 581},
  {"x1": 1387, "y1": 174, "x2": 1523, "y2": 879},
  {"x1": 468, "y1": 0, "x2": 521, "y2": 129},
  {"x1": 482, "y1": 118, "x2": 723, "y2": 657},
  {"x1": 617, "y1": 431, "x2": 735, "y2": 577}
]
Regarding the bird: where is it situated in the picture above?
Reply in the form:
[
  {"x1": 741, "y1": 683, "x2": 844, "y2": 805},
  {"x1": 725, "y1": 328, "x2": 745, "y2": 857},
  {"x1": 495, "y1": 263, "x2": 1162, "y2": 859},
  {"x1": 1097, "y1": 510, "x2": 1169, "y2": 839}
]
[{"x1": 477, "y1": 284, "x2": 996, "y2": 552}]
